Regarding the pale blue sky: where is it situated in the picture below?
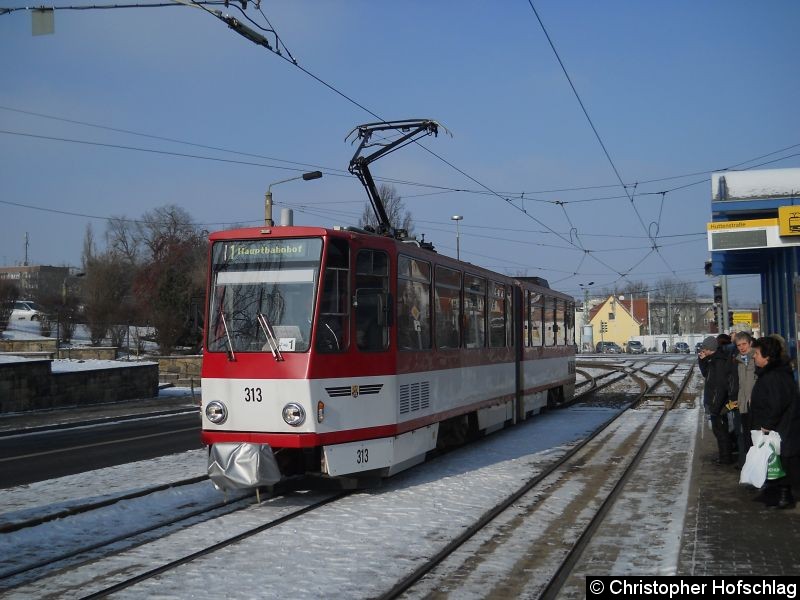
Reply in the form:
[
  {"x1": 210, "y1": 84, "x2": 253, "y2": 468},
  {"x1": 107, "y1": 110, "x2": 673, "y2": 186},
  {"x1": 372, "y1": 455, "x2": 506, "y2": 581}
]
[{"x1": 2, "y1": 1, "x2": 799, "y2": 304}]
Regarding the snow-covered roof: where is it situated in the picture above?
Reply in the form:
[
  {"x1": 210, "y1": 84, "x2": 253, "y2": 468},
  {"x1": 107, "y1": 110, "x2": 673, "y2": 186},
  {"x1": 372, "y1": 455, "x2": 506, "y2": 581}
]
[
  {"x1": 0, "y1": 354, "x2": 46, "y2": 365},
  {"x1": 712, "y1": 168, "x2": 800, "y2": 201}
]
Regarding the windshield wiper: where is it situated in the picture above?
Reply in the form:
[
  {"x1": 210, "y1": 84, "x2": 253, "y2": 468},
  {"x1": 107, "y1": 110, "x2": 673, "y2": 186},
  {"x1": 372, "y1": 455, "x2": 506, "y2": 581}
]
[
  {"x1": 214, "y1": 287, "x2": 236, "y2": 362},
  {"x1": 220, "y1": 310, "x2": 236, "y2": 361},
  {"x1": 257, "y1": 312, "x2": 284, "y2": 362}
]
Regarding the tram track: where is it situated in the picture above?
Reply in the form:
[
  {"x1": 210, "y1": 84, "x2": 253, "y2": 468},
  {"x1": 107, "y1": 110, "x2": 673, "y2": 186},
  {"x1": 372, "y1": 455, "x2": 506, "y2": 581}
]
[
  {"x1": 380, "y1": 356, "x2": 696, "y2": 599},
  {"x1": 0, "y1": 481, "x2": 253, "y2": 588},
  {"x1": 0, "y1": 468, "x2": 349, "y2": 593},
  {"x1": 3, "y1": 356, "x2": 699, "y2": 598},
  {"x1": 0, "y1": 475, "x2": 209, "y2": 535},
  {"x1": 76, "y1": 491, "x2": 349, "y2": 600},
  {"x1": 538, "y1": 357, "x2": 695, "y2": 599}
]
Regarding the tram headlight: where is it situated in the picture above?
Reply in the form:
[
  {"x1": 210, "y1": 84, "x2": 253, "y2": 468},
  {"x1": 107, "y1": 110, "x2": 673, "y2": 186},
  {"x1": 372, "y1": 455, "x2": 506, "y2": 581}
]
[
  {"x1": 282, "y1": 403, "x2": 306, "y2": 426},
  {"x1": 205, "y1": 401, "x2": 228, "y2": 425}
]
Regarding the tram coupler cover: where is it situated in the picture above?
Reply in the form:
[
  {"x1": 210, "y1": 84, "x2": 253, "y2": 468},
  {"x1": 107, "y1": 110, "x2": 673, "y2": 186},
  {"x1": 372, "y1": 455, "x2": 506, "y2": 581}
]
[{"x1": 208, "y1": 442, "x2": 282, "y2": 492}]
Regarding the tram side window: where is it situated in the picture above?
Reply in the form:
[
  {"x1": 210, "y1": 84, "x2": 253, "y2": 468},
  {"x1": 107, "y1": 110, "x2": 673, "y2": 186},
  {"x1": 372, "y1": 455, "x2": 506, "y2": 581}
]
[
  {"x1": 544, "y1": 296, "x2": 556, "y2": 346},
  {"x1": 397, "y1": 255, "x2": 432, "y2": 351},
  {"x1": 316, "y1": 238, "x2": 350, "y2": 353},
  {"x1": 530, "y1": 292, "x2": 543, "y2": 347},
  {"x1": 523, "y1": 291, "x2": 530, "y2": 347},
  {"x1": 355, "y1": 250, "x2": 389, "y2": 352},
  {"x1": 506, "y1": 286, "x2": 514, "y2": 347},
  {"x1": 435, "y1": 266, "x2": 461, "y2": 350},
  {"x1": 489, "y1": 282, "x2": 506, "y2": 348},
  {"x1": 464, "y1": 275, "x2": 486, "y2": 348},
  {"x1": 554, "y1": 299, "x2": 565, "y2": 346}
]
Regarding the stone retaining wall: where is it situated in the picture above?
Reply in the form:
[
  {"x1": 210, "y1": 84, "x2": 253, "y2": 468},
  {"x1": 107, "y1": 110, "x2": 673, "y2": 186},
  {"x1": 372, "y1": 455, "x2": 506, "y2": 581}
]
[
  {"x1": 0, "y1": 338, "x2": 57, "y2": 354},
  {"x1": 0, "y1": 339, "x2": 117, "y2": 360},
  {"x1": 0, "y1": 360, "x2": 159, "y2": 413},
  {"x1": 156, "y1": 356, "x2": 202, "y2": 377}
]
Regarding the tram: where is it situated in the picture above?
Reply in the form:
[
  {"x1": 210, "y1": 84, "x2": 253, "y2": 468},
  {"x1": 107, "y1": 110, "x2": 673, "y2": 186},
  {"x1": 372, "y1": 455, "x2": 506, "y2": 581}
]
[{"x1": 200, "y1": 120, "x2": 576, "y2": 489}]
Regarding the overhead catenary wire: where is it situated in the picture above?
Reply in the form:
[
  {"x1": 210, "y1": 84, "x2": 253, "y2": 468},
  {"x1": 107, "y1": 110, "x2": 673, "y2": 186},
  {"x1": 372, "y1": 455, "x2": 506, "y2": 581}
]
[
  {"x1": 525, "y1": 0, "x2": 677, "y2": 283},
  {"x1": 2, "y1": 5, "x2": 796, "y2": 290},
  {"x1": 2, "y1": 106, "x2": 798, "y2": 207}
]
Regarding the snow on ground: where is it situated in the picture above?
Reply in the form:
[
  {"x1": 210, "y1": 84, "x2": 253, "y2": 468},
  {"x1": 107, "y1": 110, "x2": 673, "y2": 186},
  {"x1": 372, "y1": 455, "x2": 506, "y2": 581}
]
[
  {"x1": 0, "y1": 450, "x2": 208, "y2": 517},
  {"x1": 1, "y1": 320, "x2": 162, "y2": 353},
  {"x1": 562, "y1": 405, "x2": 699, "y2": 591},
  {"x1": 1, "y1": 400, "x2": 703, "y2": 599},
  {"x1": 50, "y1": 358, "x2": 156, "y2": 372}
]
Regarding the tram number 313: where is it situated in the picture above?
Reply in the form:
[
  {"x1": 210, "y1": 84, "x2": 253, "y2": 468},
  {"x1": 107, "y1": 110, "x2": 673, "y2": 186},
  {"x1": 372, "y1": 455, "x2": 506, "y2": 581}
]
[
  {"x1": 356, "y1": 448, "x2": 369, "y2": 464},
  {"x1": 244, "y1": 387, "x2": 263, "y2": 402}
]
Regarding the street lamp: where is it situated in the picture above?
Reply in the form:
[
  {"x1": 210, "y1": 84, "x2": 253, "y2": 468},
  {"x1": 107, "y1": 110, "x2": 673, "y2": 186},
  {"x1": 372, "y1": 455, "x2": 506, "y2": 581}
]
[
  {"x1": 578, "y1": 281, "x2": 594, "y2": 353},
  {"x1": 578, "y1": 282, "x2": 595, "y2": 328},
  {"x1": 264, "y1": 170, "x2": 323, "y2": 226},
  {"x1": 451, "y1": 215, "x2": 463, "y2": 260}
]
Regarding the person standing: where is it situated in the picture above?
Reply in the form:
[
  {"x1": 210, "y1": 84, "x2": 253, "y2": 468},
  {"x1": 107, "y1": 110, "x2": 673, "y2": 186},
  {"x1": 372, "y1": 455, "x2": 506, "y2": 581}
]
[
  {"x1": 662, "y1": 339, "x2": 667, "y2": 353},
  {"x1": 698, "y1": 335, "x2": 736, "y2": 465},
  {"x1": 749, "y1": 336, "x2": 800, "y2": 509},
  {"x1": 729, "y1": 331, "x2": 756, "y2": 468}
]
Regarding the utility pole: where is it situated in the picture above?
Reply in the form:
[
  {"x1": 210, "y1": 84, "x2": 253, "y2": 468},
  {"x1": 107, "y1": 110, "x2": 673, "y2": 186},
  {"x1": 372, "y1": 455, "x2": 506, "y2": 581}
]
[
  {"x1": 721, "y1": 275, "x2": 730, "y2": 333},
  {"x1": 667, "y1": 294, "x2": 673, "y2": 350}
]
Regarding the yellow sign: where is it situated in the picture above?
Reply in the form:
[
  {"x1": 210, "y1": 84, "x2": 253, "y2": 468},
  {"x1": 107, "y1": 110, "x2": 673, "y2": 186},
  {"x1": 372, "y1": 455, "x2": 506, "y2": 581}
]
[
  {"x1": 778, "y1": 206, "x2": 800, "y2": 237},
  {"x1": 707, "y1": 218, "x2": 776, "y2": 231},
  {"x1": 731, "y1": 312, "x2": 752, "y2": 327}
]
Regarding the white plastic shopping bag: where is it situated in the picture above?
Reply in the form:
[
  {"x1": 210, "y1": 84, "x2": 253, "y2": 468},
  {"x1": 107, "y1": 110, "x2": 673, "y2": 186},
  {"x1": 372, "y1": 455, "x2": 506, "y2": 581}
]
[
  {"x1": 740, "y1": 431, "x2": 769, "y2": 487},
  {"x1": 739, "y1": 430, "x2": 782, "y2": 488}
]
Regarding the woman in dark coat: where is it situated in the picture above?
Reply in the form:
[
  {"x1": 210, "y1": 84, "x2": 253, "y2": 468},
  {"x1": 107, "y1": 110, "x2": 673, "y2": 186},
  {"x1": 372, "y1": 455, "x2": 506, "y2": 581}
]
[{"x1": 749, "y1": 336, "x2": 800, "y2": 509}]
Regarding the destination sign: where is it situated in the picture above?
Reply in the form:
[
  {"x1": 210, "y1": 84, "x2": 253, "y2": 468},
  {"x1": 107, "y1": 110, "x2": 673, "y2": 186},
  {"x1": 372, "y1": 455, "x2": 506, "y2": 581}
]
[{"x1": 213, "y1": 238, "x2": 321, "y2": 265}]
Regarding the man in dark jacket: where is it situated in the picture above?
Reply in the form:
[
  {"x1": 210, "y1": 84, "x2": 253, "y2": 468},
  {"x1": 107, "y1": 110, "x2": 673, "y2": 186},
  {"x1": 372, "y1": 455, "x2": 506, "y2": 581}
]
[{"x1": 699, "y1": 335, "x2": 736, "y2": 464}]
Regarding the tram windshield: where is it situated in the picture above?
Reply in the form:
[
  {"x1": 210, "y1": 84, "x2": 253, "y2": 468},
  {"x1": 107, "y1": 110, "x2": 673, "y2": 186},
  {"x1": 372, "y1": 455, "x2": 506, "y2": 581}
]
[{"x1": 206, "y1": 238, "x2": 322, "y2": 354}]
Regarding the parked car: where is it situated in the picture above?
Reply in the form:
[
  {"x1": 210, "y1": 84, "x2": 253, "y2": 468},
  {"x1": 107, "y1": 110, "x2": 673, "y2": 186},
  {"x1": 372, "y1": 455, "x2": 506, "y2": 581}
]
[
  {"x1": 626, "y1": 340, "x2": 645, "y2": 354},
  {"x1": 10, "y1": 300, "x2": 43, "y2": 321},
  {"x1": 596, "y1": 341, "x2": 623, "y2": 354},
  {"x1": 673, "y1": 341, "x2": 690, "y2": 353}
]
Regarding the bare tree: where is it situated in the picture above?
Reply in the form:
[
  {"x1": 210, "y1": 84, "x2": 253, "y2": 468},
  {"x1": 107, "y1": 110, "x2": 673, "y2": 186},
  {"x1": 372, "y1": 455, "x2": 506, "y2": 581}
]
[
  {"x1": 358, "y1": 184, "x2": 414, "y2": 235},
  {"x1": 83, "y1": 251, "x2": 136, "y2": 346},
  {"x1": 653, "y1": 277, "x2": 696, "y2": 302},
  {"x1": 138, "y1": 205, "x2": 197, "y2": 260},
  {"x1": 84, "y1": 205, "x2": 205, "y2": 354},
  {"x1": 106, "y1": 217, "x2": 142, "y2": 265},
  {"x1": 132, "y1": 205, "x2": 205, "y2": 354},
  {"x1": 649, "y1": 277, "x2": 698, "y2": 335}
]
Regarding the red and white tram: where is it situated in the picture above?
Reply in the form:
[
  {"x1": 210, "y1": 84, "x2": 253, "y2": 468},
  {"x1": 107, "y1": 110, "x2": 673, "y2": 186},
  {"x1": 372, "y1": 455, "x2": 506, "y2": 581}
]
[{"x1": 200, "y1": 225, "x2": 576, "y2": 488}]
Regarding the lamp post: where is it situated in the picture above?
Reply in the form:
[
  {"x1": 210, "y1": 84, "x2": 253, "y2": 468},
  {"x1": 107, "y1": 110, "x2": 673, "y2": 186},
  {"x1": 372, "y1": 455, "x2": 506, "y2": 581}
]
[
  {"x1": 578, "y1": 281, "x2": 594, "y2": 353},
  {"x1": 264, "y1": 170, "x2": 323, "y2": 226},
  {"x1": 451, "y1": 215, "x2": 463, "y2": 260},
  {"x1": 578, "y1": 281, "x2": 595, "y2": 328}
]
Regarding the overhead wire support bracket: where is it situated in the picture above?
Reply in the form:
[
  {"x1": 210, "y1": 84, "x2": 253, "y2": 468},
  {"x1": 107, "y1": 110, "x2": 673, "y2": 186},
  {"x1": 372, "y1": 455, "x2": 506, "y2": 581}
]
[
  {"x1": 212, "y1": 10, "x2": 273, "y2": 49},
  {"x1": 346, "y1": 119, "x2": 444, "y2": 239}
]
